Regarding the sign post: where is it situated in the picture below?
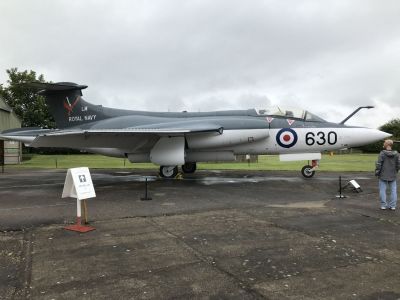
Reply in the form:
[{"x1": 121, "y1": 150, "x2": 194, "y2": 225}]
[
  {"x1": 0, "y1": 140, "x2": 4, "y2": 173},
  {"x1": 62, "y1": 167, "x2": 96, "y2": 233}
]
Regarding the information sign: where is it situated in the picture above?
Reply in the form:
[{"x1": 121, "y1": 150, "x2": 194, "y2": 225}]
[{"x1": 62, "y1": 167, "x2": 96, "y2": 200}]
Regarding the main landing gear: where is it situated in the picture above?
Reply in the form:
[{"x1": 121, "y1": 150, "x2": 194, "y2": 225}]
[
  {"x1": 159, "y1": 166, "x2": 178, "y2": 178},
  {"x1": 301, "y1": 160, "x2": 319, "y2": 178},
  {"x1": 181, "y1": 162, "x2": 197, "y2": 174},
  {"x1": 159, "y1": 163, "x2": 197, "y2": 178}
]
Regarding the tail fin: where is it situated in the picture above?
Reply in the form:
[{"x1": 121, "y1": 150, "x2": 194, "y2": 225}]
[{"x1": 29, "y1": 82, "x2": 109, "y2": 129}]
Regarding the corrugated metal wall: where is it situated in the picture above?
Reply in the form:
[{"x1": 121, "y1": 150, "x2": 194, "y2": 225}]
[
  {"x1": 0, "y1": 109, "x2": 21, "y2": 129},
  {"x1": 0, "y1": 98, "x2": 22, "y2": 165}
]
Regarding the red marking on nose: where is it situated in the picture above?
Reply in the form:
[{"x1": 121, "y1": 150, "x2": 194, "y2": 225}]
[{"x1": 283, "y1": 134, "x2": 291, "y2": 142}]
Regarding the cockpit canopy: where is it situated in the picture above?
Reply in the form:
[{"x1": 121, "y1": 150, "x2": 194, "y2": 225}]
[{"x1": 255, "y1": 106, "x2": 327, "y2": 122}]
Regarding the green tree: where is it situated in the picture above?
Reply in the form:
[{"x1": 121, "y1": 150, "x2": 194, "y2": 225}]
[{"x1": 0, "y1": 68, "x2": 55, "y2": 128}]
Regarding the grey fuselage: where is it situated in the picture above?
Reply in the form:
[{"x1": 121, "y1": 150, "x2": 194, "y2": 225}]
[{"x1": 0, "y1": 83, "x2": 391, "y2": 166}]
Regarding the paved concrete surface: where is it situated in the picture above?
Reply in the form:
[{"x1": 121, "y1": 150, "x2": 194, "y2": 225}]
[{"x1": 0, "y1": 169, "x2": 400, "y2": 299}]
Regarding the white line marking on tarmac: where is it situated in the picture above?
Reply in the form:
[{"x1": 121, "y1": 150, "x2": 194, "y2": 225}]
[{"x1": 0, "y1": 203, "x2": 73, "y2": 211}]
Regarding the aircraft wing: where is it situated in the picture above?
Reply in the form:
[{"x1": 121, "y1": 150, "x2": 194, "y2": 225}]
[
  {"x1": 27, "y1": 122, "x2": 224, "y2": 148},
  {"x1": 38, "y1": 123, "x2": 223, "y2": 136}
]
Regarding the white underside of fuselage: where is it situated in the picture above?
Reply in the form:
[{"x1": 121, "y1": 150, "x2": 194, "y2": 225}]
[{"x1": 84, "y1": 127, "x2": 389, "y2": 165}]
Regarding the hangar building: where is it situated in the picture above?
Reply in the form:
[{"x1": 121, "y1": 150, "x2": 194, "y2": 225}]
[{"x1": 0, "y1": 96, "x2": 21, "y2": 164}]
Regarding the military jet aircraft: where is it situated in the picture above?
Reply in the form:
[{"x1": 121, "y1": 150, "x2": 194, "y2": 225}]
[{"x1": 0, "y1": 82, "x2": 391, "y2": 178}]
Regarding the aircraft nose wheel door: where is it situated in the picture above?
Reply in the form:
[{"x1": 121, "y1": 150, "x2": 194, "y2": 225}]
[{"x1": 160, "y1": 166, "x2": 178, "y2": 178}]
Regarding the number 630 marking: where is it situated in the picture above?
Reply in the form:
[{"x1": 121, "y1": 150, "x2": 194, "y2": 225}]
[{"x1": 306, "y1": 131, "x2": 337, "y2": 146}]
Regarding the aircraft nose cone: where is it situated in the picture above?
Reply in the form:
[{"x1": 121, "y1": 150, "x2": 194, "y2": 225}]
[
  {"x1": 345, "y1": 128, "x2": 392, "y2": 148},
  {"x1": 373, "y1": 129, "x2": 392, "y2": 140},
  {"x1": 363, "y1": 128, "x2": 392, "y2": 144}
]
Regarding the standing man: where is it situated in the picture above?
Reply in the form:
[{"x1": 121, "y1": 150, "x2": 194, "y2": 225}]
[{"x1": 375, "y1": 139, "x2": 400, "y2": 210}]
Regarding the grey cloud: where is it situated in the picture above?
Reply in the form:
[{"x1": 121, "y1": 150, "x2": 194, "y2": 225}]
[{"x1": 0, "y1": 0, "x2": 400, "y2": 128}]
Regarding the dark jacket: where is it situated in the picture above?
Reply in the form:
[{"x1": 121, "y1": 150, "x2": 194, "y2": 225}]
[{"x1": 375, "y1": 150, "x2": 400, "y2": 181}]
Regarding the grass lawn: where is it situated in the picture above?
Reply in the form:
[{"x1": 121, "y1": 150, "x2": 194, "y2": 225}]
[{"x1": 8, "y1": 153, "x2": 378, "y2": 172}]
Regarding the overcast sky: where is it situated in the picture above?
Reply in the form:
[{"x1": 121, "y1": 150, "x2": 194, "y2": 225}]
[{"x1": 1, "y1": 0, "x2": 399, "y2": 128}]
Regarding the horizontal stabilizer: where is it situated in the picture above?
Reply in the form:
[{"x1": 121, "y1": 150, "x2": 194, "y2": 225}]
[
  {"x1": 0, "y1": 128, "x2": 52, "y2": 145},
  {"x1": 1, "y1": 127, "x2": 42, "y2": 134}
]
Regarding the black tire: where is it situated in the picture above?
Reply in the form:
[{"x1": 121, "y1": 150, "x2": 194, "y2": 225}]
[
  {"x1": 301, "y1": 165, "x2": 315, "y2": 178},
  {"x1": 181, "y1": 162, "x2": 197, "y2": 174},
  {"x1": 159, "y1": 166, "x2": 178, "y2": 178}
]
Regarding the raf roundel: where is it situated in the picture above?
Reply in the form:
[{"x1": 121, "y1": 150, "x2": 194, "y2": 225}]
[{"x1": 276, "y1": 128, "x2": 298, "y2": 148}]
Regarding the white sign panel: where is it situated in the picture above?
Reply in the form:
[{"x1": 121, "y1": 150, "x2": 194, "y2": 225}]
[{"x1": 62, "y1": 167, "x2": 96, "y2": 200}]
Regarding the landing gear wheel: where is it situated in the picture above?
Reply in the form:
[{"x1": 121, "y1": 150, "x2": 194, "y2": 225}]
[
  {"x1": 301, "y1": 165, "x2": 315, "y2": 178},
  {"x1": 160, "y1": 166, "x2": 178, "y2": 178},
  {"x1": 181, "y1": 162, "x2": 197, "y2": 174}
]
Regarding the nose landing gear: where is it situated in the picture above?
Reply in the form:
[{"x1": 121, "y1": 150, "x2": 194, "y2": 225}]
[{"x1": 301, "y1": 160, "x2": 319, "y2": 178}]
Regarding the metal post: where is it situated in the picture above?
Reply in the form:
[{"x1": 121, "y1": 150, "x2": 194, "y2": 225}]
[
  {"x1": 336, "y1": 175, "x2": 346, "y2": 198},
  {"x1": 141, "y1": 178, "x2": 152, "y2": 201},
  {"x1": 76, "y1": 199, "x2": 82, "y2": 225},
  {"x1": 0, "y1": 140, "x2": 4, "y2": 174},
  {"x1": 82, "y1": 200, "x2": 88, "y2": 224},
  {"x1": 64, "y1": 198, "x2": 95, "y2": 233}
]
